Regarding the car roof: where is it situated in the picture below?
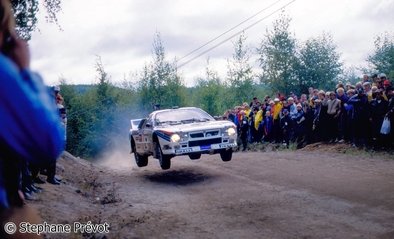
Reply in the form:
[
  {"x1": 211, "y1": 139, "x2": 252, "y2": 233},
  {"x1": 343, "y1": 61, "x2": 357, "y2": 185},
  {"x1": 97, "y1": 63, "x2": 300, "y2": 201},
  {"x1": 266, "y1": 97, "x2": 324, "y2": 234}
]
[{"x1": 150, "y1": 107, "x2": 201, "y2": 116}]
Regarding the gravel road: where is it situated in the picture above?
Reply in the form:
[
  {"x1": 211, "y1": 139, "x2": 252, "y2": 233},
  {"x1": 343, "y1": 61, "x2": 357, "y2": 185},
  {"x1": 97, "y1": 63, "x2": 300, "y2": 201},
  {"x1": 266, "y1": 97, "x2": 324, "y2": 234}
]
[{"x1": 32, "y1": 148, "x2": 394, "y2": 239}]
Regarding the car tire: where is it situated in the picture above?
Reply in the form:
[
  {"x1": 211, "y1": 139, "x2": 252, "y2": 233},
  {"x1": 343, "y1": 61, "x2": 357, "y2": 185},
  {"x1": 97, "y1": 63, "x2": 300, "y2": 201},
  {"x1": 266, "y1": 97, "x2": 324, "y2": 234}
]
[
  {"x1": 220, "y1": 148, "x2": 233, "y2": 162},
  {"x1": 134, "y1": 145, "x2": 148, "y2": 167},
  {"x1": 189, "y1": 153, "x2": 201, "y2": 160},
  {"x1": 155, "y1": 143, "x2": 171, "y2": 170},
  {"x1": 130, "y1": 138, "x2": 135, "y2": 153}
]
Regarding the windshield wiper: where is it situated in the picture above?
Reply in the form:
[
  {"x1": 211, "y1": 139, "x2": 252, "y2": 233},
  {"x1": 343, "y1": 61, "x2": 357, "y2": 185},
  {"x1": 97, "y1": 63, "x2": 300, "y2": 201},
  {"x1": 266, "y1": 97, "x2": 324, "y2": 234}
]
[
  {"x1": 181, "y1": 118, "x2": 210, "y2": 123},
  {"x1": 159, "y1": 120, "x2": 181, "y2": 125}
]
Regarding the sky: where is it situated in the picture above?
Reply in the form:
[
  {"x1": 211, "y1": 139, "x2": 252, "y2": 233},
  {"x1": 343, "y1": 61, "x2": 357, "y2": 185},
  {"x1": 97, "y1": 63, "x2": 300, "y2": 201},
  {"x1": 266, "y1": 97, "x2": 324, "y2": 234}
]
[{"x1": 29, "y1": 0, "x2": 394, "y2": 87}]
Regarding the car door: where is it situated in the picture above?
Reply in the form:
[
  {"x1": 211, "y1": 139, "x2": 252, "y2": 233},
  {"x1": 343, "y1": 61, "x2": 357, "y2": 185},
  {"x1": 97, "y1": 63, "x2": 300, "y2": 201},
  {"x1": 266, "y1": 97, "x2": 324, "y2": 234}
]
[
  {"x1": 142, "y1": 116, "x2": 154, "y2": 153},
  {"x1": 134, "y1": 118, "x2": 146, "y2": 154}
]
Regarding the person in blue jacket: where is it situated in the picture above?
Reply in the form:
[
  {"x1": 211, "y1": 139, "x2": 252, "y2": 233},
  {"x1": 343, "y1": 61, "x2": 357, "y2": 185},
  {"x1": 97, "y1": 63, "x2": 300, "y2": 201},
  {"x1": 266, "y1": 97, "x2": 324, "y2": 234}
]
[{"x1": 0, "y1": 0, "x2": 64, "y2": 213}]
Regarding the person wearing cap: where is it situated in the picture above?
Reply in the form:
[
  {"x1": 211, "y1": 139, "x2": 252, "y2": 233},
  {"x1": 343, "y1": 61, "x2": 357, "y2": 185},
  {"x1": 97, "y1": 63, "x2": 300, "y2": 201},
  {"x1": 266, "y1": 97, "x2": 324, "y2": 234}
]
[
  {"x1": 378, "y1": 73, "x2": 387, "y2": 80},
  {"x1": 369, "y1": 90, "x2": 388, "y2": 149}
]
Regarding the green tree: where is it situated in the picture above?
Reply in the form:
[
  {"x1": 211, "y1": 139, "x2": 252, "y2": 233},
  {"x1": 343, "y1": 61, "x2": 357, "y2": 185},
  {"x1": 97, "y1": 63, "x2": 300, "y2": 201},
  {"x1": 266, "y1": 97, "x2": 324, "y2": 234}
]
[
  {"x1": 257, "y1": 13, "x2": 297, "y2": 95},
  {"x1": 226, "y1": 32, "x2": 255, "y2": 106},
  {"x1": 138, "y1": 32, "x2": 185, "y2": 111},
  {"x1": 368, "y1": 32, "x2": 394, "y2": 77},
  {"x1": 295, "y1": 33, "x2": 342, "y2": 92},
  {"x1": 193, "y1": 60, "x2": 224, "y2": 116},
  {"x1": 11, "y1": 0, "x2": 62, "y2": 40},
  {"x1": 340, "y1": 66, "x2": 360, "y2": 85}
]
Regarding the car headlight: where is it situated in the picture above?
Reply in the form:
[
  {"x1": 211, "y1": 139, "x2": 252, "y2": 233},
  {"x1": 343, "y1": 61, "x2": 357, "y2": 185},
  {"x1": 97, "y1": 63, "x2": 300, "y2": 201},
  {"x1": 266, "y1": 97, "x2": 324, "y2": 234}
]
[
  {"x1": 226, "y1": 127, "x2": 236, "y2": 136},
  {"x1": 170, "y1": 134, "x2": 181, "y2": 143}
]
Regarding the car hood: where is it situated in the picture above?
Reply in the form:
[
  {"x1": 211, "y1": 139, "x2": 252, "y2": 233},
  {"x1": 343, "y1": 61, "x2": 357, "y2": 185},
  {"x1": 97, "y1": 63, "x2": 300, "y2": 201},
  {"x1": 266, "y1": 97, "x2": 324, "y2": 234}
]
[{"x1": 155, "y1": 120, "x2": 235, "y2": 133}]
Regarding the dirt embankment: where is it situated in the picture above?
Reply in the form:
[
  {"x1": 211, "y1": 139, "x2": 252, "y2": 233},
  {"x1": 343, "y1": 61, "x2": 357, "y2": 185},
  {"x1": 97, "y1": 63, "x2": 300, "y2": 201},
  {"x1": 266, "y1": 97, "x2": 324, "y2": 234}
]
[{"x1": 29, "y1": 145, "x2": 394, "y2": 239}]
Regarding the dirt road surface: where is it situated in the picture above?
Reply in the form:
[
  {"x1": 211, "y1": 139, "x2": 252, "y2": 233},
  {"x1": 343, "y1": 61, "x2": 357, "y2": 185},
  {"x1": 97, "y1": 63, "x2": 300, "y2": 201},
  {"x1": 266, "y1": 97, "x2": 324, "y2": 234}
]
[{"x1": 30, "y1": 146, "x2": 394, "y2": 239}]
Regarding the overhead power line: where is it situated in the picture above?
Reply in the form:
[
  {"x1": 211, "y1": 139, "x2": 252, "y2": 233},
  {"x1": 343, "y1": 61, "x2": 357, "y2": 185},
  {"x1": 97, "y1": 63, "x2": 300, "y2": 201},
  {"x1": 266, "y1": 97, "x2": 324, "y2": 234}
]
[
  {"x1": 177, "y1": 0, "x2": 296, "y2": 69},
  {"x1": 177, "y1": 0, "x2": 286, "y2": 63}
]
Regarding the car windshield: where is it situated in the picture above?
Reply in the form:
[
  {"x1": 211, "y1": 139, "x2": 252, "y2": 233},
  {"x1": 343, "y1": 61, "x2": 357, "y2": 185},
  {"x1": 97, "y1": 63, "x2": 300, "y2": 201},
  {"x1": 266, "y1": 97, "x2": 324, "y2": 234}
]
[{"x1": 155, "y1": 108, "x2": 214, "y2": 126}]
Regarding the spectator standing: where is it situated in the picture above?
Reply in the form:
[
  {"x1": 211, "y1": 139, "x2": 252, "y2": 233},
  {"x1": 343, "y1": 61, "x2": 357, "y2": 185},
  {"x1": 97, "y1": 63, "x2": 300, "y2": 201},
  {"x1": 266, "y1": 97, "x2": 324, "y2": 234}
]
[
  {"x1": 271, "y1": 98, "x2": 283, "y2": 143},
  {"x1": 336, "y1": 88, "x2": 348, "y2": 142},
  {"x1": 385, "y1": 87, "x2": 394, "y2": 147},
  {"x1": 280, "y1": 109, "x2": 292, "y2": 147},
  {"x1": 320, "y1": 91, "x2": 330, "y2": 142},
  {"x1": 312, "y1": 99, "x2": 322, "y2": 142},
  {"x1": 348, "y1": 89, "x2": 370, "y2": 147},
  {"x1": 253, "y1": 107, "x2": 263, "y2": 142},
  {"x1": 344, "y1": 90, "x2": 356, "y2": 143},
  {"x1": 293, "y1": 104, "x2": 306, "y2": 148},
  {"x1": 326, "y1": 92, "x2": 341, "y2": 143},
  {"x1": 239, "y1": 111, "x2": 249, "y2": 151},
  {"x1": 0, "y1": 0, "x2": 64, "y2": 236},
  {"x1": 370, "y1": 90, "x2": 388, "y2": 149},
  {"x1": 262, "y1": 111, "x2": 274, "y2": 142}
]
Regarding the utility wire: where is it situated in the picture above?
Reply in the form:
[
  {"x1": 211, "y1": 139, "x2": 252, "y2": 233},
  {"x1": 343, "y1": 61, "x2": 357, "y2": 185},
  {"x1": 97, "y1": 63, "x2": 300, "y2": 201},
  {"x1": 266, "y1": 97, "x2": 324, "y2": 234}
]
[
  {"x1": 65, "y1": 0, "x2": 296, "y2": 119},
  {"x1": 178, "y1": 0, "x2": 296, "y2": 69},
  {"x1": 177, "y1": 0, "x2": 286, "y2": 63}
]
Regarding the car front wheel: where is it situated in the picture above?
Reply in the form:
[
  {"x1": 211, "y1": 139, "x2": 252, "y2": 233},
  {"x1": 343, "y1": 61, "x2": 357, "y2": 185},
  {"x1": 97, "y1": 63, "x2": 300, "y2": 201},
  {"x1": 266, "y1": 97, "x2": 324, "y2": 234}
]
[
  {"x1": 155, "y1": 143, "x2": 171, "y2": 170},
  {"x1": 220, "y1": 148, "x2": 233, "y2": 162}
]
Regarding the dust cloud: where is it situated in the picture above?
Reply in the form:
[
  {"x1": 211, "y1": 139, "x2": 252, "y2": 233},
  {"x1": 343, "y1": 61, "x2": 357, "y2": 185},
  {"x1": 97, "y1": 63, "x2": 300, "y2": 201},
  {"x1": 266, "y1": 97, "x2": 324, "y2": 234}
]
[{"x1": 96, "y1": 145, "x2": 135, "y2": 172}]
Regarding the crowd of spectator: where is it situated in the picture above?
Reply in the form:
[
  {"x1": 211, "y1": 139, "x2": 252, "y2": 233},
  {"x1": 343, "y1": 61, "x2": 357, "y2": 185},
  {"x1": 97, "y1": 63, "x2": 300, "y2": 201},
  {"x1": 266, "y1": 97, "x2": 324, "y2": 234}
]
[{"x1": 224, "y1": 73, "x2": 394, "y2": 151}]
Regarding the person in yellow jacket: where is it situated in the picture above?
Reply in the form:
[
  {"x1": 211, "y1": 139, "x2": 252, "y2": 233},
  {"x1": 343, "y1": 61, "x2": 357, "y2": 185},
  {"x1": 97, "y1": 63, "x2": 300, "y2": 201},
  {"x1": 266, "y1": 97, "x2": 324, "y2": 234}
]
[
  {"x1": 254, "y1": 107, "x2": 263, "y2": 130},
  {"x1": 243, "y1": 103, "x2": 251, "y2": 120},
  {"x1": 272, "y1": 98, "x2": 283, "y2": 121},
  {"x1": 271, "y1": 98, "x2": 283, "y2": 143}
]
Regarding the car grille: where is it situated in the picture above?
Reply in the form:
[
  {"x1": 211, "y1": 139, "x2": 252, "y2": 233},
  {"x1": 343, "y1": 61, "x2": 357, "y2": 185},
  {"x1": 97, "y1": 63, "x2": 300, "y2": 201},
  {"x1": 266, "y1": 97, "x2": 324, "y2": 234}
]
[
  {"x1": 189, "y1": 138, "x2": 222, "y2": 147},
  {"x1": 190, "y1": 130, "x2": 219, "y2": 138},
  {"x1": 190, "y1": 132, "x2": 204, "y2": 138}
]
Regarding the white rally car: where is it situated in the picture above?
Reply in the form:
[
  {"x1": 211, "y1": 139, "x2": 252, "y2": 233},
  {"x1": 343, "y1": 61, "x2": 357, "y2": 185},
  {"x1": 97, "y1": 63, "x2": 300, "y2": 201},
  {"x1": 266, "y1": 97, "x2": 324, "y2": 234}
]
[{"x1": 130, "y1": 107, "x2": 237, "y2": 170}]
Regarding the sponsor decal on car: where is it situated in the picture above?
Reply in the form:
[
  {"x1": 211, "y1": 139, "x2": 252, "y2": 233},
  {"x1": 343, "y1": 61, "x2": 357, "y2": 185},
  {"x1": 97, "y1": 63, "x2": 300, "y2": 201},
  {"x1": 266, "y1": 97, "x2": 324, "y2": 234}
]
[{"x1": 155, "y1": 130, "x2": 172, "y2": 142}]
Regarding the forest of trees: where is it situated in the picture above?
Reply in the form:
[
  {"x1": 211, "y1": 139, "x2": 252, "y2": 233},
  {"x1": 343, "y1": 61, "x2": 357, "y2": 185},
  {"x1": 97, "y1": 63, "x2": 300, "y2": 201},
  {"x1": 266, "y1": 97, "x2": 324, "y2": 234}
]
[
  {"x1": 11, "y1": 1, "x2": 394, "y2": 158},
  {"x1": 58, "y1": 17, "x2": 393, "y2": 158}
]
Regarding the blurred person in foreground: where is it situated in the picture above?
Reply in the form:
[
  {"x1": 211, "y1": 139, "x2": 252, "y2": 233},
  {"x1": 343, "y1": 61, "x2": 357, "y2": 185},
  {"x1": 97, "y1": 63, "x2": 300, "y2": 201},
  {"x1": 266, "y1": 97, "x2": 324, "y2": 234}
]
[{"x1": 0, "y1": 0, "x2": 64, "y2": 238}]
